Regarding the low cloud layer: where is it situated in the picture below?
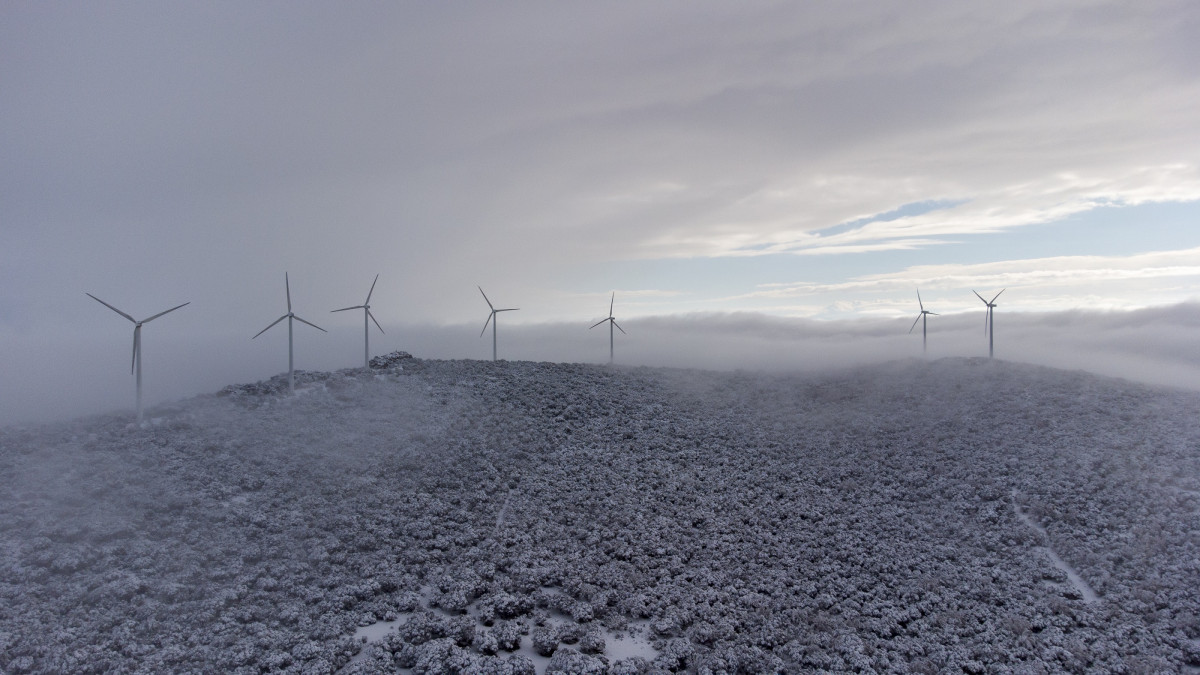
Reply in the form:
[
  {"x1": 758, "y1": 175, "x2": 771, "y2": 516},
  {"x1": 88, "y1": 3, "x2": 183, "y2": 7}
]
[{"x1": 3, "y1": 302, "x2": 1196, "y2": 427}]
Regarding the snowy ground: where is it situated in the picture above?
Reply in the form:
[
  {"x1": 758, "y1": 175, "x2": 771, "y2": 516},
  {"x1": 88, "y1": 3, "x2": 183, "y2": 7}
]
[{"x1": 1, "y1": 354, "x2": 1198, "y2": 673}]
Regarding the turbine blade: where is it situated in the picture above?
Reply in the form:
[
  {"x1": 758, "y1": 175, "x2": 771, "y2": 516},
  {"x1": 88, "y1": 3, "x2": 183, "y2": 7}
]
[
  {"x1": 991, "y1": 288, "x2": 1005, "y2": 303},
  {"x1": 331, "y1": 305, "x2": 363, "y2": 312},
  {"x1": 131, "y1": 328, "x2": 138, "y2": 374},
  {"x1": 497, "y1": 308, "x2": 519, "y2": 312},
  {"x1": 973, "y1": 290, "x2": 987, "y2": 304},
  {"x1": 293, "y1": 315, "x2": 327, "y2": 333},
  {"x1": 909, "y1": 314, "x2": 922, "y2": 334},
  {"x1": 142, "y1": 301, "x2": 190, "y2": 323},
  {"x1": 613, "y1": 321, "x2": 626, "y2": 335},
  {"x1": 253, "y1": 314, "x2": 288, "y2": 339},
  {"x1": 285, "y1": 273, "x2": 292, "y2": 313},
  {"x1": 86, "y1": 293, "x2": 136, "y2": 323},
  {"x1": 916, "y1": 288, "x2": 924, "y2": 312},
  {"x1": 480, "y1": 311, "x2": 493, "y2": 337},
  {"x1": 984, "y1": 308, "x2": 990, "y2": 335},
  {"x1": 365, "y1": 274, "x2": 379, "y2": 304},
  {"x1": 368, "y1": 309, "x2": 384, "y2": 334},
  {"x1": 929, "y1": 312, "x2": 939, "y2": 316},
  {"x1": 609, "y1": 292, "x2": 615, "y2": 318},
  {"x1": 478, "y1": 286, "x2": 494, "y2": 310},
  {"x1": 590, "y1": 318, "x2": 607, "y2": 329}
]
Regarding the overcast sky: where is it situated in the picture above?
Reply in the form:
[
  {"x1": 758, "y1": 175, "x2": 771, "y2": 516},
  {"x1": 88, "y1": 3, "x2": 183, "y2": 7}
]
[{"x1": 2, "y1": 1, "x2": 1199, "y2": 425}]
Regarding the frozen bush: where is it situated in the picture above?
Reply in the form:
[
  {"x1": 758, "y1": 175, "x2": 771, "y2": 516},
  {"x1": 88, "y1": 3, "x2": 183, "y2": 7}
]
[
  {"x1": 557, "y1": 622, "x2": 584, "y2": 645},
  {"x1": 475, "y1": 629, "x2": 500, "y2": 655},
  {"x1": 578, "y1": 626, "x2": 605, "y2": 654},
  {"x1": 654, "y1": 637, "x2": 693, "y2": 671},
  {"x1": 489, "y1": 621, "x2": 524, "y2": 652},
  {"x1": 570, "y1": 601, "x2": 595, "y2": 623},
  {"x1": 399, "y1": 611, "x2": 450, "y2": 645},
  {"x1": 545, "y1": 647, "x2": 607, "y2": 674},
  {"x1": 410, "y1": 637, "x2": 458, "y2": 674},
  {"x1": 504, "y1": 654, "x2": 537, "y2": 675},
  {"x1": 531, "y1": 625, "x2": 559, "y2": 657},
  {"x1": 607, "y1": 657, "x2": 652, "y2": 675},
  {"x1": 479, "y1": 591, "x2": 533, "y2": 622}
]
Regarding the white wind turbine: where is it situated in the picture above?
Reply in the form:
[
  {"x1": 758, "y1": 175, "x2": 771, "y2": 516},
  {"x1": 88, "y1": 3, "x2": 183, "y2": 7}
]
[
  {"x1": 254, "y1": 273, "x2": 326, "y2": 393},
  {"x1": 478, "y1": 286, "x2": 518, "y2": 362},
  {"x1": 907, "y1": 289, "x2": 938, "y2": 355},
  {"x1": 332, "y1": 274, "x2": 384, "y2": 369},
  {"x1": 974, "y1": 288, "x2": 1005, "y2": 359},
  {"x1": 87, "y1": 293, "x2": 189, "y2": 424},
  {"x1": 590, "y1": 292, "x2": 626, "y2": 364}
]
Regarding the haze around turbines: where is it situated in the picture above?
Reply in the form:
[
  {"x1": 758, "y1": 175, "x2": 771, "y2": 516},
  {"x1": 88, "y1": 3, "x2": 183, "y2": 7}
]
[
  {"x1": 85, "y1": 293, "x2": 189, "y2": 424},
  {"x1": 975, "y1": 289, "x2": 1006, "y2": 359},
  {"x1": 589, "y1": 292, "x2": 626, "y2": 364},
  {"x1": 908, "y1": 289, "x2": 938, "y2": 355}
]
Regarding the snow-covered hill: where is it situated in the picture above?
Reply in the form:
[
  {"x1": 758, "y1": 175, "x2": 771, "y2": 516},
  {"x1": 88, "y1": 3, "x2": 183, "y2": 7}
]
[{"x1": 1, "y1": 355, "x2": 1198, "y2": 673}]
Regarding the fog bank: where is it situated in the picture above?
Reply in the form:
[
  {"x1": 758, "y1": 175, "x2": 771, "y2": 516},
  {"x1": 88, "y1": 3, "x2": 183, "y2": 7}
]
[{"x1": 2, "y1": 302, "x2": 1197, "y2": 427}]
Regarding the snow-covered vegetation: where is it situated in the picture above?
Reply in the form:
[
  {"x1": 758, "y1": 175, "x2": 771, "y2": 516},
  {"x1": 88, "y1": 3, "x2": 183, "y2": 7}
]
[{"x1": 1, "y1": 353, "x2": 1198, "y2": 673}]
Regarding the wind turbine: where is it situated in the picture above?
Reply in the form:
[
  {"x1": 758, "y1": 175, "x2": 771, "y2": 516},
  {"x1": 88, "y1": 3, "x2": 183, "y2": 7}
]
[
  {"x1": 332, "y1": 274, "x2": 384, "y2": 369},
  {"x1": 590, "y1": 292, "x2": 626, "y2": 364},
  {"x1": 254, "y1": 273, "x2": 326, "y2": 393},
  {"x1": 478, "y1": 286, "x2": 518, "y2": 362},
  {"x1": 907, "y1": 289, "x2": 938, "y2": 355},
  {"x1": 973, "y1": 288, "x2": 1005, "y2": 359},
  {"x1": 87, "y1": 293, "x2": 189, "y2": 424}
]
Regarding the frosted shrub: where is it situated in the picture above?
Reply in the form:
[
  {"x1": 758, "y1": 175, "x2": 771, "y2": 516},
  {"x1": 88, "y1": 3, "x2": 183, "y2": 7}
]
[
  {"x1": 654, "y1": 637, "x2": 693, "y2": 671},
  {"x1": 531, "y1": 625, "x2": 559, "y2": 657},
  {"x1": 483, "y1": 620, "x2": 523, "y2": 653},
  {"x1": 578, "y1": 625, "x2": 606, "y2": 654},
  {"x1": 569, "y1": 600, "x2": 595, "y2": 623},
  {"x1": 398, "y1": 611, "x2": 450, "y2": 645},
  {"x1": 479, "y1": 591, "x2": 532, "y2": 622},
  {"x1": 546, "y1": 647, "x2": 608, "y2": 674}
]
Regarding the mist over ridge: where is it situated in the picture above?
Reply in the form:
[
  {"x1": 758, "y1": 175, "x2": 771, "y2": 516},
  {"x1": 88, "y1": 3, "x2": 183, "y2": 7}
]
[{"x1": 3, "y1": 300, "x2": 1197, "y2": 429}]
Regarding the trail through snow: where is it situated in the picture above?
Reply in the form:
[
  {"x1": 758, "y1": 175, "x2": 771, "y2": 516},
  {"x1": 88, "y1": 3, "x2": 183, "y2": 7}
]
[{"x1": 1012, "y1": 491, "x2": 1101, "y2": 603}]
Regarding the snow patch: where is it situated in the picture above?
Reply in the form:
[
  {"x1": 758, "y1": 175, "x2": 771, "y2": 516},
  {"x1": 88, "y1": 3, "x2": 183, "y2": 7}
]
[{"x1": 343, "y1": 583, "x2": 657, "y2": 674}]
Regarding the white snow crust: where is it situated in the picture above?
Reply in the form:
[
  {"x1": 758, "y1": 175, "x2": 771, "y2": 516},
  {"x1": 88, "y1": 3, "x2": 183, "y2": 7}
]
[{"x1": 1, "y1": 355, "x2": 1199, "y2": 673}]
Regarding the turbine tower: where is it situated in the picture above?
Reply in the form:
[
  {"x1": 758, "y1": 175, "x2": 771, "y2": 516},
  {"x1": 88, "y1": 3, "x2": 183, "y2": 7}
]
[
  {"x1": 478, "y1": 286, "x2": 518, "y2": 362},
  {"x1": 907, "y1": 289, "x2": 938, "y2": 355},
  {"x1": 87, "y1": 293, "x2": 189, "y2": 424},
  {"x1": 590, "y1": 292, "x2": 626, "y2": 364},
  {"x1": 254, "y1": 273, "x2": 326, "y2": 393},
  {"x1": 974, "y1": 288, "x2": 1005, "y2": 359},
  {"x1": 332, "y1": 274, "x2": 384, "y2": 369}
]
